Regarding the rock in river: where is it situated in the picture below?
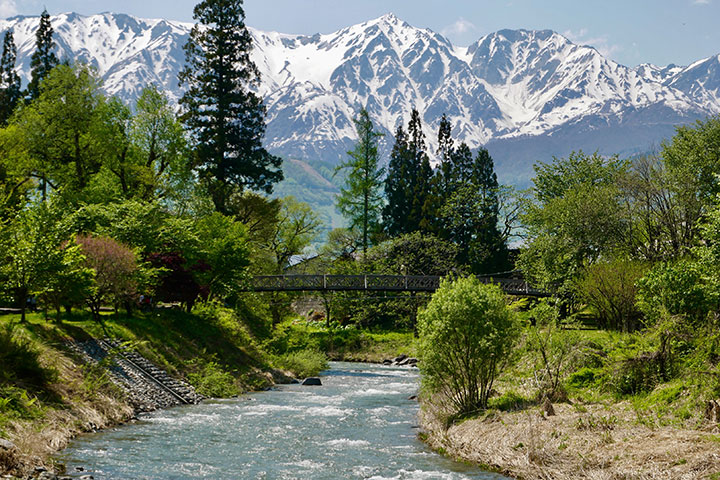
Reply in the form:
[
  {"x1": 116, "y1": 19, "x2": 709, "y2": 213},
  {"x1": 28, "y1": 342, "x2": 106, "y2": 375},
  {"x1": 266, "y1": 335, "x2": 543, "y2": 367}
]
[{"x1": 301, "y1": 377, "x2": 322, "y2": 386}]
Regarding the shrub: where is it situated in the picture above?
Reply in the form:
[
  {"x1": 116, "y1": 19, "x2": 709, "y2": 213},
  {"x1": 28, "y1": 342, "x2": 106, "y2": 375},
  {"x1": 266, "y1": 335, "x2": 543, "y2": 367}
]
[
  {"x1": 527, "y1": 308, "x2": 583, "y2": 401},
  {"x1": 567, "y1": 367, "x2": 600, "y2": 389},
  {"x1": 76, "y1": 235, "x2": 140, "y2": 322},
  {"x1": 273, "y1": 350, "x2": 328, "y2": 378},
  {"x1": 418, "y1": 277, "x2": 519, "y2": 415},
  {"x1": 612, "y1": 351, "x2": 668, "y2": 396},
  {"x1": 636, "y1": 259, "x2": 713, "y2": 326},
  {"x1": 185, "y1": 358, "x2": 238, "y2": 398},
  {"x1": 576, "y1": 259, "x2": 647, "y2": 331},
  {"x1": 489, "y1": 390, "x2": 531, "y2": 411}
]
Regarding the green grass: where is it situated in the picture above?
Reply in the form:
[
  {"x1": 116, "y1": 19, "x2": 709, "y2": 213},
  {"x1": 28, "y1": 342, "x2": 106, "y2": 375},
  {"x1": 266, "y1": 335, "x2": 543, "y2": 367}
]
[
  {"x1": 272, "y1": 349, "x2": 329, "y2": 378},
  {"x1": 265, "y1": 318, "x2": 417, "y2": 363},
  {"x1": 0, "y1": 302, "x2": 274, "y2": 423},
  {"x1": 491, "y1": 321, "x2": 720, "y2": 427}
]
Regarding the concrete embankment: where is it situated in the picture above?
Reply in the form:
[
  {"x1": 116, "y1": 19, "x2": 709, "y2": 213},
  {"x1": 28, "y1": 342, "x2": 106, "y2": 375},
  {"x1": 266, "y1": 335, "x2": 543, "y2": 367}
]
[
  {"x1": 67, "y1": 338, "x2": 204, "y2": 411},
  {"x1": 1, "y1": 339, "x2": 205, "y2": 480}
]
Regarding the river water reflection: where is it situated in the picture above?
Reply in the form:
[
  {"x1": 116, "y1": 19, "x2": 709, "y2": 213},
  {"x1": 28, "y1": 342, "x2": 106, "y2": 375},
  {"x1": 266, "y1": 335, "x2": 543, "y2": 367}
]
[{"x1": 58, "y1": 362, "x2": 509, "y2": 479}]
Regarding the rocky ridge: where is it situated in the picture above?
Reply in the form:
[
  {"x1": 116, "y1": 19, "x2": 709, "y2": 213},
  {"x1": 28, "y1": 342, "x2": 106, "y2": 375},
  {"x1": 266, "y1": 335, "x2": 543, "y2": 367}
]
[{"x1": 0, "y1": 12, "x2": 718, "y2": 183}]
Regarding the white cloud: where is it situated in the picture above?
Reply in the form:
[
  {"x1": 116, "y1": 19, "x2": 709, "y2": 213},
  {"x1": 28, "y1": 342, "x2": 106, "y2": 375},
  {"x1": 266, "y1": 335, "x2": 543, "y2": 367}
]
[
  {"x1": 441, "y1": 17, "x2": 478, "y2": 38},
  {"x1": 563, "y1": 28, "x2": 622, "y2": 60},
  {"x1": 693, "y1": 0, "x2": 710, "y2": 4},
  {"x1": 0, "y1": 0, "x2": 18, "y2": 19}
]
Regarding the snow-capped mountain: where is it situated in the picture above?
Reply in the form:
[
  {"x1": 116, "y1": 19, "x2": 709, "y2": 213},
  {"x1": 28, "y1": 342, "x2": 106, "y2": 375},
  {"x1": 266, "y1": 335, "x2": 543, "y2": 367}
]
[{"x1": 1, "y1": 12, "x2": 719, "y2": 187}]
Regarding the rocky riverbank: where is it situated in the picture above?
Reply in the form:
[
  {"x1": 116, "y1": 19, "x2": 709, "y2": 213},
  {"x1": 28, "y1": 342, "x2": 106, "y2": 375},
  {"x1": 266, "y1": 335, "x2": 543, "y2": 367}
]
[{"x1": 419, "y1": 398, "x2": 720, "y2": 479}]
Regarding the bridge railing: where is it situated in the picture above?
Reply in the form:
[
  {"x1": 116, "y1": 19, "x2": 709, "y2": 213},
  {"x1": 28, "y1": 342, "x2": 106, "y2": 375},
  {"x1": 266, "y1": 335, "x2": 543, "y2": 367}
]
[{"x1": 246, "y1": 274, "x2": 547, "y2": 297}]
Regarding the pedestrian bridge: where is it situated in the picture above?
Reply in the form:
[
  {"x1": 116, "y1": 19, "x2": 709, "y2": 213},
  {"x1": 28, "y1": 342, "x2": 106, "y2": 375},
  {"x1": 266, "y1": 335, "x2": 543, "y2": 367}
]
[{"x1": 245, "y1": 274, "x2": 547, "y2": 297}]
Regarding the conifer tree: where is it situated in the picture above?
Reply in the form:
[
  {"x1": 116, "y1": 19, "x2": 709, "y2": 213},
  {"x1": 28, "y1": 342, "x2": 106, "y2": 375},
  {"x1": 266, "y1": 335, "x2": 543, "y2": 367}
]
[
  {"x1": 384, "y1": 110, "x2": 441, "y2": 236},
  {"x1": 28, "y1": 9, "x2": 58, "y2": 100},
  {"x1": 0, "y1": 29, "x2": 21, "y2": 125},
  {"x1": 436, "y1": 114, "x2": 454, "y2": 196},
  {"x1": 335, "y1": 109, "x2": 385, "y2": 255},
  {"x1": 406, "y1": 109, "x2": 439, "y2": 233},
  {"x1": 383, "y1": 125, "x2": 412, "y2": 237},
  {"x1": 471, "y1": 148, "x2": 509, "y2": 273},
  {"x1": 179, "y1": 0, "x2": 282, "y2": 214},
  {"x1": 440, "y1": 147, "x2": 509, "y2": 273},
  {"x1": 449, "y1": 142, "x2": 474, "y2": 186}
]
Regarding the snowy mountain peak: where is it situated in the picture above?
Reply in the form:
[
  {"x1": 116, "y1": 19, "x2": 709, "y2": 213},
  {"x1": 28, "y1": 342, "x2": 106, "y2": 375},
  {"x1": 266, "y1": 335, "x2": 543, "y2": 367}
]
[{"x1": 0, "y1": 12, "x2": 718, "y2": 184}]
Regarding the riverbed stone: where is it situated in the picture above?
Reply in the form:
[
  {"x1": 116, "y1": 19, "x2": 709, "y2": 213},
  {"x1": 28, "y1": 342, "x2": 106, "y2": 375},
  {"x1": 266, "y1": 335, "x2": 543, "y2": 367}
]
[
  {"x1": 0, "y1": 438, "x2": 15, "y2": 450},
  {"x1": 301, "y1": 377, "x2": 322, "y2": 386}
]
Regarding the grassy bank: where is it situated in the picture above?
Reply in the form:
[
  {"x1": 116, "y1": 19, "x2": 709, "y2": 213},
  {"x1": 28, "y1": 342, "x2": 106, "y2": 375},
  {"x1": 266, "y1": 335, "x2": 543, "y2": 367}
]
[
  {"x1": 419, "y1": 322, "x2": 720, "y2": 479},
  {"x1": 0, "y1": 303, "x2": 328, "y2": 477},
  {"x1": 265, "y1": 318, "x2": 417, "y2": 364}
]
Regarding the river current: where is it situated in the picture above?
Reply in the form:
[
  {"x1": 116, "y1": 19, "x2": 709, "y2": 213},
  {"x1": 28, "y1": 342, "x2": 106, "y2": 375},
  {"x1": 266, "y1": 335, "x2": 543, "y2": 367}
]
[{"x1": 58, "y1": 362, "x2": 508, "y2": 479}]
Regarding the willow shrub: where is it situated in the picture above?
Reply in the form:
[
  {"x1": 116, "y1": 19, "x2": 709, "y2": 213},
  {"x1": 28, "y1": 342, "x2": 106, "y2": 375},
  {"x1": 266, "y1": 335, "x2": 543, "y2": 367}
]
[{"x1": 418, "y1": 277, "x2": 519, "y2": 416}]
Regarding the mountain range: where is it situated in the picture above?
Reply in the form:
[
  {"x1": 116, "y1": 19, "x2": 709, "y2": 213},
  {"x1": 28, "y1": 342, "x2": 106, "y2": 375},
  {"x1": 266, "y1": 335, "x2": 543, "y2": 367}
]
[{"x1": 1, "y1": 12, "x2": 719, "y2": 228}]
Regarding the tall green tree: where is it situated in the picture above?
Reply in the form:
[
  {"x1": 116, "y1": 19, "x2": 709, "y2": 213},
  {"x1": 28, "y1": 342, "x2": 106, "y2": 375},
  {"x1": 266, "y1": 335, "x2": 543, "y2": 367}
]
[
  {"x1": 383, "y1": 125, "x2": 412, "y2": 236},
  {"x1": 11, "y1": 64, "x2": 106, "y2": 199},
  {"x1": 179, "y1": 0, "x2": 282, "y2": 214},
  {"x1": 470, "y1": 148, "x2": 508, "y2": 272},
  {"x1": 27, "y1": 9, "x2": 59, "y2": 100},
  {"x1": 383, "y1": 109, "x2": 439, "y2": 237},
  {"x1": 260, "y1": 196, "x2": 321, "y2": 324},
  {"x1": 518, "y1": 151, "x2": 629, "y2": 297},
  {"x1": 131, "y1": 85, "x2": 189, "y2": 201},
  {"x1": 407, "y1": 109, "x2": 437, "y2": 233},
  {"x1": 0, "y1": 30, "x2": 21, "y2": 125},
  {"x1": 335, "y1": 109, "x2": 385, "y2": 256},
  {"x1": 435, "y1": 113, "x2": 454, "y2": 197},
  {"x1": 0, "y1": 202, "x2": 69, "y2": 322}
]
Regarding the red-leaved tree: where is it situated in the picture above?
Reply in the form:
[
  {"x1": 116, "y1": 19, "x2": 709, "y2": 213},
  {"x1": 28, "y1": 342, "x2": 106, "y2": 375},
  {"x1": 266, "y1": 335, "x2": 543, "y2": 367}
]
[{"x1": 76, "y1": 235, "x2": 139, "y2": 323}]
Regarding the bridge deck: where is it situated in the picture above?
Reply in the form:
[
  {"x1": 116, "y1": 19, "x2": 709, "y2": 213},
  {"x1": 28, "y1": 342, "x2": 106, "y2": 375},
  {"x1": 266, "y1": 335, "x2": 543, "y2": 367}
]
[{"x1": 246, "y1": 274, "x2": 546, "y2": 297}]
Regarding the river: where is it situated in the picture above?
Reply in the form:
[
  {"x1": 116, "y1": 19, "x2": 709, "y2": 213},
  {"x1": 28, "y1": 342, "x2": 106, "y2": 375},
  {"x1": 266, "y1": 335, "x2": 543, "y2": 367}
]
[{"x1": 57, "y1": 362, "x2": 508, "y2": 479}]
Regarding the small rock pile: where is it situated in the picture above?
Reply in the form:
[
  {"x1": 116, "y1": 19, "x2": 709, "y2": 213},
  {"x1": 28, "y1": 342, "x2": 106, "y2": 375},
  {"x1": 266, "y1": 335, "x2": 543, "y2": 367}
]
[{"x1": 382, "y1": 354, "x2": 418, "y2": 367}]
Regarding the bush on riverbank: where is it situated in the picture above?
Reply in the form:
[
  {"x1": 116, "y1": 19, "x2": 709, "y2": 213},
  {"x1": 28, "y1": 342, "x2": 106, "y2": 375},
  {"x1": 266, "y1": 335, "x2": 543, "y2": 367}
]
[
  {"x1": 418, "y1": 277, "x2": 519, "y2": 416},
  {"x1": 271, "y1": 350, "x2": 328, "y2": 378}
]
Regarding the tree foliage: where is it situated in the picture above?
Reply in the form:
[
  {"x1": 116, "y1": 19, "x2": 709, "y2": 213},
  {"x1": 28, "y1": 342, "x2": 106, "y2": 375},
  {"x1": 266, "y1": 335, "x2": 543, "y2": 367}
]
[
  {"x1": 383, "y1": 109, "x2": 438, "y2": 236},
  {"x1": 519, "y1": 151, "x2": 629, "y2": 297},
  {"x1": 575, "y1": 259, "x2": 648, "y2": 331},
  {"x1": 0, "y1": 203, "x2": 83, "y2": 322},
  {"x1": 179, "y1": 0, "x2": 282, "y2": 213},
  {"x1": 27, "y1": 9, "x2": 58, "y2": 100},
  {"x1": 76, "y1": 235, "x2": 140, "y2": 322},
  {"x1": 335, "y1": 109, "x2": 384, "y2": 255},
  {"x1": 10, "y1": 64, "x2": 107, "y2": 198},
  {"x1": 0, "y1": 30, "x2": 21, "y2": 125},
  {"x1": 418, "y1": 277, "x2": 519, "y2": 414}
]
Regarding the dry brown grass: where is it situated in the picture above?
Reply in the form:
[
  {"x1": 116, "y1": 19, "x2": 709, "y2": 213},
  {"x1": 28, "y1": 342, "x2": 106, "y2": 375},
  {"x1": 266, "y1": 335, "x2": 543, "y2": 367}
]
[
  {"x1": 1, "y1": 343, "x2": 134, "y2": 477},
  {"x1": 420, "y1": 398, "x2": 720, "y2": 480}
]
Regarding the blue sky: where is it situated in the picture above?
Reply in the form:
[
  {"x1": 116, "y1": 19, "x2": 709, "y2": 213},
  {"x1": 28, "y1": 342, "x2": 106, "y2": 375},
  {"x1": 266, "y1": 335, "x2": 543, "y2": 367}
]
[{"x1": 1, "y1": 0, "x2": 717, "y2": 67}]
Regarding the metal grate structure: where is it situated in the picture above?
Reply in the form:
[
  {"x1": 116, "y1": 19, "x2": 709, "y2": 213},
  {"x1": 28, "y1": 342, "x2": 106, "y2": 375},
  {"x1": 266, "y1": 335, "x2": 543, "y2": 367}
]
[{"x1": 245, "y1": 274, "x2": 547, "y2": 297}]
